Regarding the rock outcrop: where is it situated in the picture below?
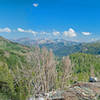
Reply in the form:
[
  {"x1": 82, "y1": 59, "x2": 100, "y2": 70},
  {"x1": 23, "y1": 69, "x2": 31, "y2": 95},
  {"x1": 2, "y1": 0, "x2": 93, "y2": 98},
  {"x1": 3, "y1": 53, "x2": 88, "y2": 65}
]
[{"x1": 63, "y1": 82, "x2": 100, "y2": 100}]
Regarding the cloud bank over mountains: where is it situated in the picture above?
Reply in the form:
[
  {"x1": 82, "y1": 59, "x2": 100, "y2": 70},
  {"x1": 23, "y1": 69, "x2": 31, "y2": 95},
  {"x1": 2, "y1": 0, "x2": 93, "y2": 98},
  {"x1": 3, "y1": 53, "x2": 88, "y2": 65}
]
[
  {"x1": 63, "y1": 28, "x2": 77, "y2": 37},
  {"x1": 17, "y1": 28, "x2": 37, "y2": 35},
  {"x1": 0, "y1": 27, "x2": 11, "y2": 33},
  {"x1": 0, "y1": 27, "x2": 92, "y2": 39}
]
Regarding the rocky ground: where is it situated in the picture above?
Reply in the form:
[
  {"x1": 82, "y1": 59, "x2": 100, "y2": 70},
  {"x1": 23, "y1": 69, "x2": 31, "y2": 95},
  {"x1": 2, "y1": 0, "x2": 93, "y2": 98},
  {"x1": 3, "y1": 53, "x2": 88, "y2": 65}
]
[
  {"x1": 28, "y1": 82, "x2": 100, "y2": 100},
  {"x1": 62, "y1": 82, "x2": 100, "y2": 100}
]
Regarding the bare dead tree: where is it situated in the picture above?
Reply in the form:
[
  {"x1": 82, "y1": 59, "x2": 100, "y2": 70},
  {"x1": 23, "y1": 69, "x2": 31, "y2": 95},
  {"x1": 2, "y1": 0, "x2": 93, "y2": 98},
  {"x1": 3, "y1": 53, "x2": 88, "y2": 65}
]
[
  {"x1": 26, "y1": 47, "x2": 57, "y2": 94},
  {"x1": 61, "y1": 56, "x2": 72, "y2": 89}
]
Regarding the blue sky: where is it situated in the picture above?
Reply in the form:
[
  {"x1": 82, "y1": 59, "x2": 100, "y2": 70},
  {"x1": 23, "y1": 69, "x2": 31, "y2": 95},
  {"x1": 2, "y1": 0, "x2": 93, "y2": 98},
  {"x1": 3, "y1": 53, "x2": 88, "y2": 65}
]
[{"x1": 0, "y1": 0, "x2": 99, "y2": 42}]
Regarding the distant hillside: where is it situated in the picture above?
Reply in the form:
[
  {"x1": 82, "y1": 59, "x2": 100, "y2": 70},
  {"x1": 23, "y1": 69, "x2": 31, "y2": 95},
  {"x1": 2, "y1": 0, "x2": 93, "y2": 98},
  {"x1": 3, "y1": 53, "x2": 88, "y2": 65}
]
[
  {"x1": 80, "y1": 42, "x2": 100, "y2": 55},
  {"x1": 39, "y1": 42, "x2": 81, "y2": 57},
  {"x1": 40, "y1": 42, "x2": 100, "y2": 57},
  {"x1": 13, "y1": 38, "x2": 100, "y2": 57},
  {"x1": 13, "y1": 38, "x2": 81, "y2": 56}
]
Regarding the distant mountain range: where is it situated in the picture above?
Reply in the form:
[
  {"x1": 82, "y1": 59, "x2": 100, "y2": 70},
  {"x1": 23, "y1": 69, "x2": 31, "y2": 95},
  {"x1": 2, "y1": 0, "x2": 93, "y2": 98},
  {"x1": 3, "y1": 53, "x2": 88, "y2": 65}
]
[{"x1": 12, "y1": 37, "x2": 100, "y2": 57}]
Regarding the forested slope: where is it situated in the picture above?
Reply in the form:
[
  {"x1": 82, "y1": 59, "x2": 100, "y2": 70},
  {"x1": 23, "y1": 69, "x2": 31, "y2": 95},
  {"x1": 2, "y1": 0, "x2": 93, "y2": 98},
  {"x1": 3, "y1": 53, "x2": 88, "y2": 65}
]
[{"x1": 70, "y1": 53, "x2": 100, "y2": 82}]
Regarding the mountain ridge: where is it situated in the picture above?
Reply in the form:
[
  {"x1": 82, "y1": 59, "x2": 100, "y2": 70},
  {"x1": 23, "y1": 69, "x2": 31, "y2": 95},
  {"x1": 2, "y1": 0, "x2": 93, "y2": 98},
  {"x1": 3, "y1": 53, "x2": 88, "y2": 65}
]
[{"x1": 12, "y1": 37, "x2": 100, "y2": 57}]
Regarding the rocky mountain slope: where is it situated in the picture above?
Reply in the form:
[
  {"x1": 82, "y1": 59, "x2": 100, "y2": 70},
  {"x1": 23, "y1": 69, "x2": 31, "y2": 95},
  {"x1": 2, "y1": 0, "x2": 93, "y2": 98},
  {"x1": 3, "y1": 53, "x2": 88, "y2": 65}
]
[{"x1": 13, "y1": 38, "x2": 100, "y2": 57}]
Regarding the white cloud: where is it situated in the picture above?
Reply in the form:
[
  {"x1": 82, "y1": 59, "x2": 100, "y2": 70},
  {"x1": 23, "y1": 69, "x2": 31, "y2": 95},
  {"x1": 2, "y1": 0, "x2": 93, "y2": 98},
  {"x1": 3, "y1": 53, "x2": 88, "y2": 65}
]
[
  {"x1": 82, "y1": 32, "x2": 91, "y2": 36},
  {"x1": 0, "y1": 27, "x2": 11, "y2": 33},
  {"x1": 17, "y1": 28, "x2": 37, "y2": 35},
  {"x1": 41, "y1": 31, "x2": 49, "y2": 34},
  {"x1": 33, "y1": 3, "x2": 39, "y2": 7},
  {"x1": 53, "y1": 31, "x2": 60, "y2": 36},
  {"x1": 17, "y1": 28, "x2": 24, "y2": 32},
  {"x1": 63, "y1": 28, "x2": 77, "y2": 37}
]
